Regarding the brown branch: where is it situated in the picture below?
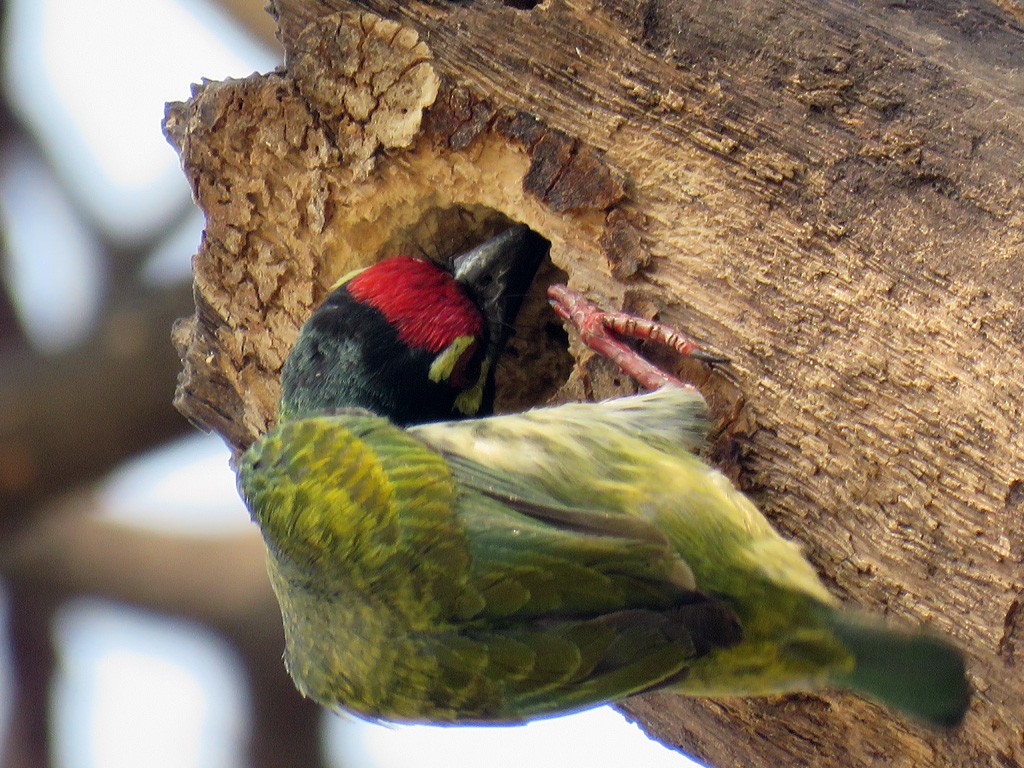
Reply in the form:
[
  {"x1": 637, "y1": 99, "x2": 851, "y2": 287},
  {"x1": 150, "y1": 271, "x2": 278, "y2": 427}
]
[{"x1": 165, "y1": 2, "x2": 1024, "y2": 765}]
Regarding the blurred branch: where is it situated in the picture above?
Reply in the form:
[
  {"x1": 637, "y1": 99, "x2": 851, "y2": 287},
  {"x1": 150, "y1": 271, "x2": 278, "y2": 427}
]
[
  {"x1": 1, "y1": 490, "x2": 330, "y2": 768},
  {"x1": 0, "y1": 1, "x2": 31, "y2": 353},
  {"x1": 1, "y1": 492, "x2": 273, "y2": 627},
  {"x1": 2, "y1": 582, "x2": 56, "y2": 768},
  {"x1": 0, "y1": 2, "x2": 319, "y2": 765},
  {"x1": 246, "y1": 644, "x2": 328, "y2": 768},
  {"x1": 0, "y1": 230, "x2": 23, "y2": 350},
  {"x1": 0, "y1": 283, "x2": 194, "y2": 540}
]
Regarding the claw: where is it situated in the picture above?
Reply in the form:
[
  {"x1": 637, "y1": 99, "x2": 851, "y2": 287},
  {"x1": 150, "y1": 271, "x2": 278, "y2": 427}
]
[{"x1": 548, "y1": 284, "x2": 725, "y2": 391}]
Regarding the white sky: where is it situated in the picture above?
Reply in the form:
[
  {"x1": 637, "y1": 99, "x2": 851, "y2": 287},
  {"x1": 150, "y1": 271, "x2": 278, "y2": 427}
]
[{"x1": 3, "y1": 0, "x2": 277, "y2": 241}]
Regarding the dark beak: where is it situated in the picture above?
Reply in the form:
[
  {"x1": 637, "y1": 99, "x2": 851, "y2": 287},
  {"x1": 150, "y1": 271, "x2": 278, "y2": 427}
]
[{"x1": 452, "y1": 224, "x2": 548, "y2": 354}]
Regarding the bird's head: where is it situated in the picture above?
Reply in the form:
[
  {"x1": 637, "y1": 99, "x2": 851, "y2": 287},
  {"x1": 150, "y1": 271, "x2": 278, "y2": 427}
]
[{"x1": 279, "y1": 225, "x2": 546, "y2": 425}]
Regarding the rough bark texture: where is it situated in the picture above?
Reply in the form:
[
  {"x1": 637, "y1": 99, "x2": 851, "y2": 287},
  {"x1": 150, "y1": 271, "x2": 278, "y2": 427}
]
[{"x1": 166, "y1": 2, "x2": 1024, "y2": 766}]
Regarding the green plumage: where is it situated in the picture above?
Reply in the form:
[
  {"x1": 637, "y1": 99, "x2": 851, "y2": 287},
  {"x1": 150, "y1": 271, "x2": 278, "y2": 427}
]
[{"x1": 237, "y1": 387, "x2": 969, "y2": 726}]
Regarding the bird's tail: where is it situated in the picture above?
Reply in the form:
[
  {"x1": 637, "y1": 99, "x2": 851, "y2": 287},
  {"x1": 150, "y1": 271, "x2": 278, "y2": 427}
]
[{"x1": 828, "y1": 611, "x2": 970, "y2": 728}]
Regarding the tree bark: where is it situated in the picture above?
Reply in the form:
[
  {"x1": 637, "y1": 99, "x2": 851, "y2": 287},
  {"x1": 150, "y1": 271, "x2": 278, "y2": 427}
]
[{"x1": 165, "y1": 2, "x2": 1024, "y2": 766}]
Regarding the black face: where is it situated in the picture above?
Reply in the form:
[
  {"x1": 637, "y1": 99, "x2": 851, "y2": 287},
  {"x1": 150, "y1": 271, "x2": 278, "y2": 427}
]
[
  {"x1": 279, "y1": 225, "x2": 549, "y2": 426},
  {"x1": 279, "y1": 288, "x2": 479, "y2": 426}
]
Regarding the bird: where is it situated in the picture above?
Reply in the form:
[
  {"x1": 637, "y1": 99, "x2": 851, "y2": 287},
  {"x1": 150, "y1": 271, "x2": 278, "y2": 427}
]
[
  {"x1": 237, "y1": 249, "x2": 970, "y2": 729},
  {"x1": 279, "y1": 224, "x2": 546, "y2": 425}
]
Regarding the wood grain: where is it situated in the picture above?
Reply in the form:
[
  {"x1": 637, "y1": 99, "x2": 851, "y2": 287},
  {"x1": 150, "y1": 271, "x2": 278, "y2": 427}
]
[{"x1": 168, "y1": 1, "x2": 1024, "y2": 765}]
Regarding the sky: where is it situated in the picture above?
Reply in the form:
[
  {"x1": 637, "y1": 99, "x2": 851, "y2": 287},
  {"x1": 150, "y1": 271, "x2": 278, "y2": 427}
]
[{"x1": 0, "y1": 0, "x2": 705, "y2": 765}]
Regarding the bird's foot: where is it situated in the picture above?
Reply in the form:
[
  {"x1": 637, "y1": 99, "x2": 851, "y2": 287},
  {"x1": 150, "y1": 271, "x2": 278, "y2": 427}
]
[{"x1": 547, "y1": 284, "x2": 727, "y2": 391}]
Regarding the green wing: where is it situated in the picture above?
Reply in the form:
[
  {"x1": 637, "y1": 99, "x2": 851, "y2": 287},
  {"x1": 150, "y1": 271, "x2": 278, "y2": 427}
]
[
  {"x1": 237, "y1": 409, "x2": 472, "y2": 625},
  {"x1": 428, "y1": 451, "x2": 742, "y2": 721},
  {"x1": 394, "y1": 388, "x2": 751, "y2": 719},
  {"x1": 238, "y1": 406, "x2": 740, "y2": 723},
  {"x1": 410, "y1": 387, "x2": 710, "y2": 513},
  {"x1": 412, "y1": 385, "x2": 708, "y2": 458}
]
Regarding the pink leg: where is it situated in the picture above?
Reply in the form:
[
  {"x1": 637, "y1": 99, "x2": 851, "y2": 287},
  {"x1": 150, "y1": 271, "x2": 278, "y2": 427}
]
[{"x1": 547, "y1": 284, "x2": 727, "y2": 391}]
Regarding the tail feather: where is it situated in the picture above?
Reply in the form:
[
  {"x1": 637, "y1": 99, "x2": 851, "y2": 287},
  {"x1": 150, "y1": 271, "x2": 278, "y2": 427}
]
[{"x1": 829, "y1": 612, "x2": 970, "y2": 728}]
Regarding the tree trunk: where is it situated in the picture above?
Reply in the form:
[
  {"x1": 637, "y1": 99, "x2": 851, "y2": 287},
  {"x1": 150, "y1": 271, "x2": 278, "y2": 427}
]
[{"x1": 164, "y1": 1, "x2": 1024, "y2": 765}]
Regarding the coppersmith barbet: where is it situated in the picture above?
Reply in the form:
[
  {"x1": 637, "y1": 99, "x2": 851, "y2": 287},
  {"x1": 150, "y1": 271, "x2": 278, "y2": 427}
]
[
  {"x1": 237, "y1": 247, "x2": 970, "y2": 727},
  {"x1": 280, "y1": 224, "x2": 546, "y2": 424}
]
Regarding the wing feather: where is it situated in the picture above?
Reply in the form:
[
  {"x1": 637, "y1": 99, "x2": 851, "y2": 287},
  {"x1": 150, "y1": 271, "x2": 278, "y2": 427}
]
[{"x1": 241, "y1": 402, "x2": 744, "y2": 722}]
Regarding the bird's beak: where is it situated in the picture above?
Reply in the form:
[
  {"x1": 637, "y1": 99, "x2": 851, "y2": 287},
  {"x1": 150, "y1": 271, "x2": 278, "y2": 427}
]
[{"x1": 452, "y1": 224, "x2": 548, "y2": 352}]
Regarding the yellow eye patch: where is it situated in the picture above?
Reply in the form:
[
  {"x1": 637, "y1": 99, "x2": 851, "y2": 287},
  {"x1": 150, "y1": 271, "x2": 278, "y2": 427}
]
[
  {"x1": 429, "y1": 336, "x2": 477, "y2": 384},
  {"x1": 430, "y1": 336, "x2": 488, "y2": 416},
  {"x1": 329, "y1": 265, "x2": 370, "y2": 291}
]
